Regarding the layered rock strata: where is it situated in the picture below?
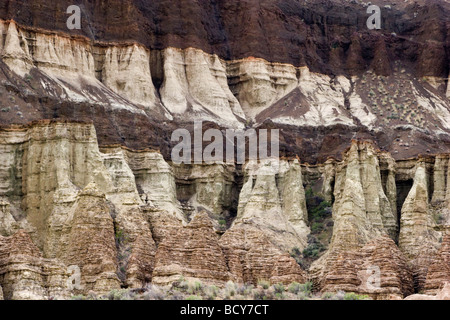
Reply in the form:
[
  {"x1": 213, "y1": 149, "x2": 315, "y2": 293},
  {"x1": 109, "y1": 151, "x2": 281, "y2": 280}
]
[
  {"x1": 310, "y1": 141, "x2": 408, "y2": 297},
  {"x1": 1, "y1": 17, "x2": 450, "y2": 163},
  {"x1": 234, "y1": 159, "x2": 310, "y2": 252},
  {"x1": 0, "y1": 121, "x2": 311, "y2": 298}
]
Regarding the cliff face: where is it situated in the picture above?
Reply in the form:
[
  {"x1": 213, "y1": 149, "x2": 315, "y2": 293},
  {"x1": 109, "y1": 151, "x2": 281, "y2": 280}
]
[
  {"x1": 0, "y1": 0, "x2": 448, "y2": 77},
  {"x1": 0, "y1": 0, "x2": 449, "y2": 300},
  {"x1": 0, "y1": 121, "x2": 449, "y2": 299},
  {"x1": 0, "y1": 121, "x2": 311, "y2": 298},
  {"x1": 0, "y1": 3, "x2": 449, "y2": 162}
]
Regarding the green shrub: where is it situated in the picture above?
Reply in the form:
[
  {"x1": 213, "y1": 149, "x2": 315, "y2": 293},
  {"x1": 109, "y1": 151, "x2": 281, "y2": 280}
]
[
  {"x1": 205, "y1": 285, "x2": 218, "y2": 300},
  {"x1": 275, "y1": 292, "x2": 285, "y2": 300},
  {"x1": 288, "y1": 282, "x2": 301, "y2": 294},
  {"x1": 321, "y1": 292, "x2": 334, "y2": 300},
  {"x1": 186, "y1": 295, "x2": 203, "y2": 300},
  {"x1": 273, "y1": 283, "x2": 285, "y2": 294},
  {"x1": 252, "y1": 288, "x2": 266, "y2": 300},
  {"x1": 224, "y1": 281, "x2": 237, "y2": 297},
  {"x1": 237, "y1": 284, "x2": 254, "y2": 296},
  {"x1": 187, "y1": 280, "x2": 203, "y2": 294},
  {"x1": 344, "y1": 292, "x2": 370, "y2": 300},
  {"x1": 257, "y1": 280, "x2": 270, "y2": 290},
  {"x1": 311, "y1": 222, "x2": 324, "y2": 233},
  {"x1": 302, "y1": 241, "x2": 324, "y2": 258}
]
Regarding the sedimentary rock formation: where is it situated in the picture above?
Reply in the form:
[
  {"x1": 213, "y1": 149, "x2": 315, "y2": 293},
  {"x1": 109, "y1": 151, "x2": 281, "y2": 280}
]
[
  {"x1": 314, "y1": 141, "x2": 397, "y2": 256},
  {"x1": 172, "y1": 162, "x2": 237, "y2": 218},
  {"x1": 0, "y1": 0, "x2": 449, "y2": 301},
  {"x1": 425, "y1": 234, "x2": 450, "y2": 294},
  {"x1": 151, "y1": 211, "x2": 231, "y2": 286},
  {"x1": 0, "y1": 121, "x2": 181, "y2": 297},
  {"x1": 399, "y1": 161, "x2": 441, "y2": 291},
  {"x1": 0, "y1": 230, "x2": 70, "y2": 300},
  {"x1": 405, "y1": 282, "x2": 450, "y2": 300},
  {"x1": 310, "y1": 141, "x2": 407, "y2": 295},
  {"x1": 62, "y1": 183, "x2": 120, "y2": 294},
  {"x1": 320, "y1": 235, "x2": 413, "y2": 300},
  {"x1": 219, "y1": 225, "x2": 307, "y2": 286},
  {"x1": 0, "y1": 4, "x2": 449, "y2": 162},
  {"x1": 234, "y1": 159, "x2": 310, "y2": 252}
]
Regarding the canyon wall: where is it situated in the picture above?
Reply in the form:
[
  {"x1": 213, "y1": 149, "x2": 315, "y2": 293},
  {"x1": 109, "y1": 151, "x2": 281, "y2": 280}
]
[
  {"x1": 0, "y1": 0, "x2": 448, "y2": 300},
  {"x1": 0, "y1": 17, "x2": 449, "y2": 163},
  {"x1": 0, "y1": 121, "x2": 449, "y2": 299}
]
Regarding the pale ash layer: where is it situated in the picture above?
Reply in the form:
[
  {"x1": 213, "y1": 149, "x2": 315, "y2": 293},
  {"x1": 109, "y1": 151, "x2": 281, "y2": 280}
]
[{"x1": 1, "y1": 20, "x2": 449, "y2": 133}]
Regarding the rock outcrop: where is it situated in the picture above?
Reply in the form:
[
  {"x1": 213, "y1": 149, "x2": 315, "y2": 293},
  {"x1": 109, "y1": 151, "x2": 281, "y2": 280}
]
[
  {"x1": 1, "y1": 11, "x2": 450, "y2": 163},
  {"x1": 0, "y1": 119, "x2": 450, "y2": 299},
  {"x1": 219, "y1": 225, "x2": 307, "y2": 286},
  {"x1": 399, "y1": 161, "x2": 441, "y2": 291},
  {"x1": 313, "y1": 141, "x2": 397, "y2": 257},
  {"x1": 172, "y1": 162, "x2": 237, "y2": 219},
  {"x1": 424, "y1": 234, "x2": 450, "y2": 294},
  {"x1": 234, "y1": 159, "x2": 310, "y2": 252},
  {"x1": 0, "y1": 121, "x2": 182, "y2": 297},
  {"x1": 310, "y1": 141, "x2": 408, "y2": 296},
  {"x1": 151, "y1": 211, "x2": 231, "y2": 286},
  {"x1": 405, "y1": 282, "x2": 450, "y2": 300},
  {"x1": 62, "y1": 183, "x2": 120, "y2": 294},
  {"x1": 0, "y1": 230, "x2": 70, "y2": 300},
  {"x1": 320, "y1": 235, "x2": 413, "y2": 300}
]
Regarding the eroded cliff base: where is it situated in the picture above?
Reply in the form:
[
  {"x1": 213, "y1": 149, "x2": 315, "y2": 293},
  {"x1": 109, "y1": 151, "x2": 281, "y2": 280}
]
[{"x1": 0, "y1": 120, "x2": 449, "y2": 300}]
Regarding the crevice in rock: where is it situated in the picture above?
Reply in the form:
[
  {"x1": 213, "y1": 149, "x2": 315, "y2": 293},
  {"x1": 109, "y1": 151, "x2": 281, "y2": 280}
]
[
  {"x1": 150, "y1": 50, "x2": 164, "y2": 92},
  {"x1": 395, "y1": 178, "x2": 413, "y2": 242},
  {"x1": 113, "y1": 220, "x2": 131, "y2": 288}
]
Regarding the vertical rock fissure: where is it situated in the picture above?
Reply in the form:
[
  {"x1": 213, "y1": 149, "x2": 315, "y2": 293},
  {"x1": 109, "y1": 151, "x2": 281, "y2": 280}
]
[{"x1": 395, "y1": 179, "x2": 413, "y2": 242}]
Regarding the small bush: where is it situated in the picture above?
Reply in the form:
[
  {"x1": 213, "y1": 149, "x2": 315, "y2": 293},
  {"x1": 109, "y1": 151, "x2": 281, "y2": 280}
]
[
  {"x1": 299, "y1": 282, "x2": 313, "y2": 296},
  {"x1": 187, "y1": 280, "x2": 203, "y2": 295},
  {"x1": 273, "y1": 283, "x2": 285, "y2": 294},
  {"x1": 257, "y1": 280, "x2": 270, "y2": 290},
  {"x1": 288, "y1": 282, "x2": 301, "y2": 294},
  {"x1": 107, "y1": 289, "x2": 133, "y2": 300},
  {"x1": 321, "y1": 292, "x2": 334, "y2": 300},
  {"x1": 344, "y1": 292, "x2": 370, "y2": 300},
  {"x1": 186, "y1": 295, "x2": 202, "y2": 300},
  {"x1": 275, "y1": 292, "x2": 285, "y2": 300},
  {"x1": 205, "y1": 285, "x2": 218, "y2": 300},
  {"x1": 237, "y1": 284, "x2": 253, "y2": 296},
  {"x1": 143, "y1": 285, "x2": 165, "y2": 300},
  {"x1": 252, "y1": 288, "x2": 266, "y2": 300}
]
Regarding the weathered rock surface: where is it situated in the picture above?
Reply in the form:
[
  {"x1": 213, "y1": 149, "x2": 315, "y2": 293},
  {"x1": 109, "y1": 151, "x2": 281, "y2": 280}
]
[
  {"x1": 0, "y1": 121, "x2": 182, "y2": 297},
  {"x1": 0, "y1": 230, "x2": 70, "y2": 300},
  {"x1": 219, "y1": 224, "x2": 307, "y2": 286},
  {"x1": 399, "y1": 161, "x2": 441, "y2": 291},
  {"x1": 234, "y1": 159, "x2": 310, "y2": 252},
  {"x1": 310, "y1": 141, "x2": 408, "y2": 296},
  {"x1": 424, "y1": 234, "x2": 450, "y2": 294},
  {"x1": 405, "y1": 282, "x2": 450, "y2": 300},
  {"x1": 62, "y1": 183, "x2": 120, "y2": 294},
  {"x1": 1, "y1": 11, "x2": 450, "y2": 163},
  {"x1": 172, "y1": 162, "x2": 237, "y2": 219},
  {"x1": 0, "y1": 119, "x2": 450, "y2": 299},
  {"x1": 320, "y1": 235, "x2": 413, "y2": 300},
  {"x1": 151, "y1": 211, "x2": 231, "y2": 286}
]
